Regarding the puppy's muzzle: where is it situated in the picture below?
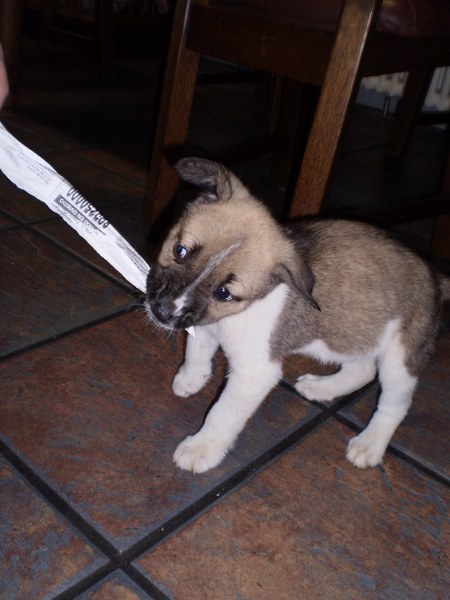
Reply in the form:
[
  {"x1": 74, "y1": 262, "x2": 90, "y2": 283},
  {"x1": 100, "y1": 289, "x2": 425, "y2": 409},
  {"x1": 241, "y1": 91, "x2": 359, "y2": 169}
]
[
  {"x1": 145, "y1": 267, "x2": 206, "y2": 329},
  {"x1": 146, "y1": 298, "x2": 190, "y2": 329},
  {"x1": 151, "y1": 300, "x2": 175, "y2": 325}
]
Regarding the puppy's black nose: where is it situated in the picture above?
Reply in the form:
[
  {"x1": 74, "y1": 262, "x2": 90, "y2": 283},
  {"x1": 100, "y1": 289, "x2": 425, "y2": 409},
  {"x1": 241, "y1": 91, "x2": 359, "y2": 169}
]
[{"x1": 152, "y1": 301, "x2": 173, "y2": 324}]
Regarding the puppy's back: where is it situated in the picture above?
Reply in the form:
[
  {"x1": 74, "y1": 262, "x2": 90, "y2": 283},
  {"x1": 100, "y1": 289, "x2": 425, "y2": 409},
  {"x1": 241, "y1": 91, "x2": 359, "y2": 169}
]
[{"x1": 277, "y1": 220, "x2": 440, "y2": 372}]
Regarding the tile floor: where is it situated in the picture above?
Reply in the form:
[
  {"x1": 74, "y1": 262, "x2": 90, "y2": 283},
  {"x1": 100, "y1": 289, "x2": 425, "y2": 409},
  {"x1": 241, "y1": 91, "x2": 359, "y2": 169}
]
[{"x1": 0, "y1": 35, "x2": 449, "y2": 600}]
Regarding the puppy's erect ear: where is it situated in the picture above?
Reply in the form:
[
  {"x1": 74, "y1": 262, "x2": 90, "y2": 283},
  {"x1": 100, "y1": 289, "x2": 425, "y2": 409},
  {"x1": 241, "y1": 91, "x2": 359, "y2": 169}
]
[
  {"x1": 273, "y1": 258, "x2": 321, "y2": 311},
  {"x1": 176, "y1": 157, "x2": 234, "y2": 200}
]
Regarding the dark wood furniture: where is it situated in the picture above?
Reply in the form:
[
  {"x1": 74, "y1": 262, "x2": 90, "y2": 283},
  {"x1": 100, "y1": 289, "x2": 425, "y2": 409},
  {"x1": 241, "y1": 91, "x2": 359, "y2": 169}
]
[
  {"x1": 144, "y1": 0, "x2": 450, "y2": 233},
  {"x1": 24, "y1": 0, "x2": 162, "y2": 81}
]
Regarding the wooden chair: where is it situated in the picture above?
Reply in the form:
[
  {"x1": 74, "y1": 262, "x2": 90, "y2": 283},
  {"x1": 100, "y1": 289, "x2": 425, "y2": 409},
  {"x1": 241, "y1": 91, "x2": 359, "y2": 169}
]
[{"x1": 144, "y1": 0, "x2": 450, "y2": 231}]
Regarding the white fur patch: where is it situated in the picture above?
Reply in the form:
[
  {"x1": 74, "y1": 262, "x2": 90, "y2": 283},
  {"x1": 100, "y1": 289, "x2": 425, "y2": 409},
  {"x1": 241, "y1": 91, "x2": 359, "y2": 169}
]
[
  {"x1": 174, "y1": 293, "x2": 188, "y2": 315},
  {"x1": 346, "y1": 332, "x2": 417, "y2": 468},
  {"x1": 297, "y1": 318, "x2": 402, "y2": 364},
  {"x1": 294, "y1": 318, "x2": 416, "y2": 468},
  {"x1": 173, "y1": 284, "x2": 289, "y2": 473}
]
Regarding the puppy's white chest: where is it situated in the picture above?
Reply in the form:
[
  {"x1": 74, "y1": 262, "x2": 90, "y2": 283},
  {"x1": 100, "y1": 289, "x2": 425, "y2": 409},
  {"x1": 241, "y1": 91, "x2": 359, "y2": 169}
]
[{"x1": 207, "y1": 284, "x2": 289, "y2": 361}]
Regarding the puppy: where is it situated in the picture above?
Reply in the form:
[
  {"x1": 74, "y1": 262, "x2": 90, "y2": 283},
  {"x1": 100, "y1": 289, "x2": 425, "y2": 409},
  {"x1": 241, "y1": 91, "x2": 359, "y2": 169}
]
[{"x1": 145, "y1": 157, "x2": 450, "y2": 474}]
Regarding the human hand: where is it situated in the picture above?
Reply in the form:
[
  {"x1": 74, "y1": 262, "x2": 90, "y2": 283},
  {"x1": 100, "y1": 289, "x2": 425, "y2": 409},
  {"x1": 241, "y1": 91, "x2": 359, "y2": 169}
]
[{"x1": 0, "y1": 44, "x2": 10, "y2": 108}]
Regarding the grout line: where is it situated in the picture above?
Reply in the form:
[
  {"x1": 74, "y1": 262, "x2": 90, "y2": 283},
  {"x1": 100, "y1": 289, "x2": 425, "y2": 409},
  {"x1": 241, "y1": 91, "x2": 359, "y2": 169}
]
[
  {"x1": 50, "y1": 565, "x2": 169, "y2": 600},
  {"x1": 4, "y1": 368, "x2": 447, "y2": 596},
  {"x1": 115, "y1": 381, "x2": 378, "y2": 561},
  {"x1": 0, "y1": 208, "x2": 24, "y2": 230},
  {"x1": 333, "y1": 412, "x2": 450, "y2": 487},
  {"x1": 0, "y1": 205, "x2": 60, "y2": 228},
  {"x1": 123, "y1": 564, "x2": 173, "y2": 600},
  {"x1": 0, "y1": 439, "x2": 118, "y2": 558},
  {"x1": 0, "y1": 441, "x2": 167, "y2": 600},
  {"x1": 27, "y1": 221, "x2": 138, "y2": 294},
  {"x1": 0, "y1": 305, "x2": 135, "y2": 363},
  {"x1": 0, "y1": 381, "x2": 375, "y2": 562},
  {"x1": 0, "y1": 439, "x2": 170, "y2": 599},
  {"x1": 50, "y1": 565, "x2": 116, "y2": 600},
  {"x1": 0, "y1": 210, "x2": 139, "y2": 294}
]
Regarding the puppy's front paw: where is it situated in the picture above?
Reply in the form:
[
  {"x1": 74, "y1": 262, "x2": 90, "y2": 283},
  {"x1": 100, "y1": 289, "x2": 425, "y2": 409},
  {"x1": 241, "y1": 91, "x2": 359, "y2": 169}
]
[
  {"x1": 173, "y1": 434, "x2": 228, "y2": 473},
  {"x1": 346, "y1": 431, "x2": 385, "y2": 469},
  {"x1": 295, "y1": 374, "x2": 335, "y2": 403},
  {"x1": 172, "y1": 365, "x2": 211, "y2": 397}
]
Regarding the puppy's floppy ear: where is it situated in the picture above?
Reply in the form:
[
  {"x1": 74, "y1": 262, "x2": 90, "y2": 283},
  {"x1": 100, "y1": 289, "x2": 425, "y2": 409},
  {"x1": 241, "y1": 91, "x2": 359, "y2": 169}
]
[
  {"x1": 273, "y1": 258, "x2": 321, "y2": 311},
  {"x1": 176, "y1": 157, "x2": 233, "y2": 200}
]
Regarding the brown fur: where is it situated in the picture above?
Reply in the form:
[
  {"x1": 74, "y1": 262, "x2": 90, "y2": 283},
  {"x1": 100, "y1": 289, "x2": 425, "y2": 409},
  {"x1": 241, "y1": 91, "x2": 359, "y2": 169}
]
[
  {"x1": 145, "y1": 158, "x2": 450, "y2": 472},
  {"x1": 272, "y1": 220, "x2": 441, "y2": 374},
  {"x1": 147, "y1": 157, "x2": 444, "y2": 375}
]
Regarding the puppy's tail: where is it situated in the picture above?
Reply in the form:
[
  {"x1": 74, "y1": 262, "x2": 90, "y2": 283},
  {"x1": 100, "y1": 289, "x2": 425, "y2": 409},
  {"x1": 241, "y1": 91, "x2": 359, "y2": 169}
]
[{"x1": 439, "y1": 274, "x2": 450, "y2": 301}]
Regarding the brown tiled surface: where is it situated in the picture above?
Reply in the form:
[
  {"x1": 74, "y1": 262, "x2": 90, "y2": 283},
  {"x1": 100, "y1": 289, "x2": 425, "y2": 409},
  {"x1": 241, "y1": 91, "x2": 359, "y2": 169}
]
[
  {"x1": 136, "y1": 420, "x2": 449, "y2": 600},
  {"x1": 0, "y1": 209, "x2": 18, "y2": 230},
  {"x1": 33, "y1": 218, "x2": 137, "y2": 289},
  {"x1": 0, "y1": 226, "x2": 132, "y2": 357},
  {"x1": 0, "y1": 457, "x2": 107, "y2": 599},
  {"x1": 0, "y1": 32, "x2": 448, "y2": 600},
  {"x1": 0, "y1": 312, "x2": 320, "y2": 551},
  {"x1": 0, "y1": 179, "x2": 55, "y2": 222},
  {"x1": 77, "y1": 573, "x2": 151, "y2": 599}
]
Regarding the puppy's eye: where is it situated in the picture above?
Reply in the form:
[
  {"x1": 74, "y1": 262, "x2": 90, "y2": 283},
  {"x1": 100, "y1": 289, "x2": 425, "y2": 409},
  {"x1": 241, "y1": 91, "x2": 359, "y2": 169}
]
[
  {"x1": 214, "y1": 286, "x2": 234, "y2": 302},
  {"x1": 174, "y1": 243, "x2": 188, "y2": 261}
]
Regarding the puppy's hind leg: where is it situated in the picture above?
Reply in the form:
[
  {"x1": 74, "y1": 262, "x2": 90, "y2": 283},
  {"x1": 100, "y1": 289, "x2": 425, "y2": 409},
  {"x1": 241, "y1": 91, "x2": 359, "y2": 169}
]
[
  {"x1": 346, "y1": 334, "x2": 417, "y2": 468},
  {"x1": 295, "y1": 358, "x2": 377, "y2": 403},
  {"x1": 172, "y1": 327, "x2": 219, "y2": 397}
]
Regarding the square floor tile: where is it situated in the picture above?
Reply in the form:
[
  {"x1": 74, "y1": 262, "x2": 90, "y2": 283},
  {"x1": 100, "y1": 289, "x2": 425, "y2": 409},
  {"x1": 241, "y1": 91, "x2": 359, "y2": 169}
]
[
  {"x1": 136, "y1": 420, "x2": 449, "y2": 600},
  {"x1": 0, "y1": 456, "x2": 107, "y2": 600},
  {"x1": 0, "y1": 312, "x2": 320, "y2": 551},
  {"x1": 0, "y1": 146, "x2": 144, "y2": 226},
  {"x1": 0, "y1": 117, "x2": 61, "y2": 155},
  {"x1": 0, "y1": 227, "x2": 132, "y2": 357},
  {"x1": 33, "y1": 218, "x2": 139, "y2": 290},
  {"x1": 0, "y1": 179, "x2": 55, "y2": 223}
]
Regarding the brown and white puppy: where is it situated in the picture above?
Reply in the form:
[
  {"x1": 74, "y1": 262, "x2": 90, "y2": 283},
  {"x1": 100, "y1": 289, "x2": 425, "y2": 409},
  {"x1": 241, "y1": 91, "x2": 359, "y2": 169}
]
[{"x1": 145, "y1": 157, "x2": 449, "y2": 473}]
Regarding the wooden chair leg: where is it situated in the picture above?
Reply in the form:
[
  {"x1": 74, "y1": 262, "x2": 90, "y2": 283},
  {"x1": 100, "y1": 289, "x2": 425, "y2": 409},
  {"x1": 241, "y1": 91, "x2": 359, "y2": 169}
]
[
  {"x1": 143, "y1": 0, "x2": 200, "y2": 233},
  {"x1": 288, "y1": 0, "x2": 382, "y2": 219},
  {"x1": 385, "y1": 70, "x2": 433, "y2": 161}
]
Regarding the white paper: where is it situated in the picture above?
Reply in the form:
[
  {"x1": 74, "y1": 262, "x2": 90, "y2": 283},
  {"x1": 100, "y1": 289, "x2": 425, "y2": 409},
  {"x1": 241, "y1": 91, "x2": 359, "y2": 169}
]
[
  {"x1": 0, "y1": 120, "x2": 150, "y2": 292},
  {"x1": 0, "y1": 121, "x2": 196, "y2": 336}
]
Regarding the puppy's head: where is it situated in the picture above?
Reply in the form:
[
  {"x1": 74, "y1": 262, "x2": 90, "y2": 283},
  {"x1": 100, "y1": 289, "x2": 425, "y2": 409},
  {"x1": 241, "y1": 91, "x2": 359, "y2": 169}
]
[{"x1": 145, "y1": 158, "x2": 317, "y2": 330}]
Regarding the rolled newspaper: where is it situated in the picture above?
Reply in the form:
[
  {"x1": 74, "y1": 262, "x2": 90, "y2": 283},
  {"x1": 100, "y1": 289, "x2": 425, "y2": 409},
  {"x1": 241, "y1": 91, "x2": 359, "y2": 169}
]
[
  {"x1": 0, "y1": 121, "x2": 196, "y2": 336},
  {"x1": 0, "y1": 121, "x2": 150, "y2": 292}
]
